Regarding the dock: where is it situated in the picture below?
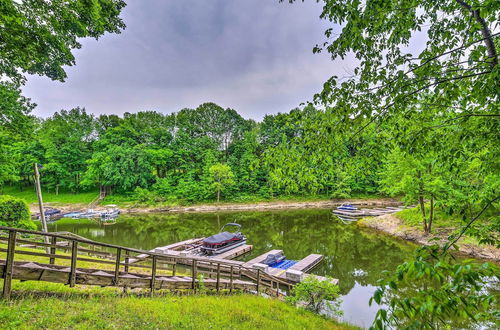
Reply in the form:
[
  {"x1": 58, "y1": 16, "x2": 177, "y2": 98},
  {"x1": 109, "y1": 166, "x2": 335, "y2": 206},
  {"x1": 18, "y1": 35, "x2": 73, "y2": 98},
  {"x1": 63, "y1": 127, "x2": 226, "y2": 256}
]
[{"x1": 242, "y1": 250, "x2": 335, "y2": 285}]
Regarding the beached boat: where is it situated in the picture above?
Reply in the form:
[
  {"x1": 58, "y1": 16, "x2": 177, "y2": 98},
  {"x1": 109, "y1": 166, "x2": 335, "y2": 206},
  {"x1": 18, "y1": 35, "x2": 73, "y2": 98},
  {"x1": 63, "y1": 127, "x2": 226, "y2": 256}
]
[
  {"x1": 100, "y1": 205, "x2": 120, "y2": 219},
  {"x1": 337, "y1": 203, "x2": 357, "y2": 211},
  {"x1": 33, "y1": 207, "x2": 62, "y2": 221},
  {"x1": 200, "y1": 223, "x2": 246, "y2": 256}
]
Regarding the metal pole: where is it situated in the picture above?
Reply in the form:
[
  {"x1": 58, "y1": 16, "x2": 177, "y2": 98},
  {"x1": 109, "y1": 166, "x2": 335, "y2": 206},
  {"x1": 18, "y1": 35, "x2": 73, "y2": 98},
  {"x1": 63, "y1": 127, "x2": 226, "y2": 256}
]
[{"x1": 34, "y1": 164, "x2": 50, "y2": 250}]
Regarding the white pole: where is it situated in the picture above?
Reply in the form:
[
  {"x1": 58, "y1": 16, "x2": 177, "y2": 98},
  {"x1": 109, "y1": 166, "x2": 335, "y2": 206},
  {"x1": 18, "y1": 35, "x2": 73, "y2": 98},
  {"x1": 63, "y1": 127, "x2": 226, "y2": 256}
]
[{"x1": 34, "y1": 164, "x2": 50, "y2": 248}]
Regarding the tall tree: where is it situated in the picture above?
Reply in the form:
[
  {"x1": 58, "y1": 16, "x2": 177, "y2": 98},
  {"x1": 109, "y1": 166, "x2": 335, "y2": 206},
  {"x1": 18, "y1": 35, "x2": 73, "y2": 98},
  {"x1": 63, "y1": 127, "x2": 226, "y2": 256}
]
[{"x1": 0, "y1": 0, "x2": 126, "y2": 84}]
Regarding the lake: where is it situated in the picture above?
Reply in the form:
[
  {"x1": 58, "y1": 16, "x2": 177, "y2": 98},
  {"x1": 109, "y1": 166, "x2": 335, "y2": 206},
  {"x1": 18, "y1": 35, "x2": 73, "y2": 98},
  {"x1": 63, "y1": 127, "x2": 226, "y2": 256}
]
[{"x1": 47, "y1": 208, "x2": 417, "y2": 328}]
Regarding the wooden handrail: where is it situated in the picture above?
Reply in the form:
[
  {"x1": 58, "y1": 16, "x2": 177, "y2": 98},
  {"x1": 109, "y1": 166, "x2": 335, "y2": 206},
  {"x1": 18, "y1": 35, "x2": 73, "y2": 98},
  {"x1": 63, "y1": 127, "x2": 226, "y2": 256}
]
[{"x1": 0, "y1": 225, "x2": 292, "y2": 297}]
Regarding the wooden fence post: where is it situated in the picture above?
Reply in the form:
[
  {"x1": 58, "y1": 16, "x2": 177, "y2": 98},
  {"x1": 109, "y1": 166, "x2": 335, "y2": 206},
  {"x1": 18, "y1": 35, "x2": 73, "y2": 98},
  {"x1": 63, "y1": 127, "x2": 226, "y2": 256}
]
[
  {"x1": 172, "y1": 261, "x2": 177, "y2": 276},
  {"x1": 150, "y1": 255, "x2": 157, "y2": 295},
  {"x1": 229, "y1": 266, "x2": 234, "y2": 293},
  {"x1": 256, "y1": 269, "x2": 260, "y2": 293},
  {"x1": 49, "y1": 236, "x2": 57, "y2": 265},
  {"x1": 192, "y1": 259, "x2": 197, "y2": 291},
  {"x1": 124, "y1": 250, "x2": 129, "y2": 273},
  {"x1": 69, "y1": 241, "x2": 78, "y2": 287},
  {"x1": 2, "y1": 230, "x2": 17, "y2": 300},
  {"x1": 114, "y1": 248, "x2": 122, "y2": 285},
  {"x1": 216, "y1": 263, "x2": 221, "y2": 292}
]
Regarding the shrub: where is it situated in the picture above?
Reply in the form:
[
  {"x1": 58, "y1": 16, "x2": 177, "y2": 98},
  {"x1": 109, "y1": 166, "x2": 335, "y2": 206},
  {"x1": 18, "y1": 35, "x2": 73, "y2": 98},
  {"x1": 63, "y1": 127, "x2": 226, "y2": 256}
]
[
  {"x1": 0, "y1": 195, "x2": 36, "y2": 230},
  {"x1": 286, "y1": 276, "x2": 343, "y2": 317}
]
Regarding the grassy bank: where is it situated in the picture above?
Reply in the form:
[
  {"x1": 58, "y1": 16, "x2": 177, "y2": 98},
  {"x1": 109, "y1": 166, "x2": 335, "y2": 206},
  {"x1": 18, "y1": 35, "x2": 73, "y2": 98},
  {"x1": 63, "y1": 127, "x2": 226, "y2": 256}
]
[
  {"x1": 359, "y1": 207, "x2": 499, "y2": 260},
  {"x1": 0, "y1": 281, "x2": 354, "y2": 330},
  {"x1": 1, "y1": 186, "x2": 99, "y2": 205}
]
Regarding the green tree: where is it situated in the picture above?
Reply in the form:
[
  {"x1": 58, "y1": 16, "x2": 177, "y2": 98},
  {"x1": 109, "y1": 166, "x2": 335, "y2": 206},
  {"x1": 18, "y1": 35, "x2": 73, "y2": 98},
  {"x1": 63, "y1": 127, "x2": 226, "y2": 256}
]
[
  {"x1": 208, "y1": 163, "x2": 235, "y2": 202},
  {"x1": 286, "y1": 276, "x2": 342, "y2": 316},
  {"x1": 0, "y1": 0, "x2": 126, "y2": 84},
  {"x1": 38, "y1": 108, "x2": 95, "y2": 193}
]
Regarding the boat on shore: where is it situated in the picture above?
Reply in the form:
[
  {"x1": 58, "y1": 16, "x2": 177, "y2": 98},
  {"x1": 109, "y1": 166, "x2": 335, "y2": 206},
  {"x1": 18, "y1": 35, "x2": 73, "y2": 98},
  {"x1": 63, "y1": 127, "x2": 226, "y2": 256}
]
[
  {"x1": 33, "y1": 207, "x2": 63, "y2": 221},
  {"x1": 337, "y1": 203, "x2": 358, "y2": 211},
  {"x1": 200, "y1": 223, "x2": 246, "y2": 256}
]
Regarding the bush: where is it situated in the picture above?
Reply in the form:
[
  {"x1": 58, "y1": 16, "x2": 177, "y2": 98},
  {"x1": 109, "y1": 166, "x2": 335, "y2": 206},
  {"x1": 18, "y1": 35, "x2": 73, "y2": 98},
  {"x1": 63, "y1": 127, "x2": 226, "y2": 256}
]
[
  {"x1": 286, "y1": 276, "x2": 342, "y2": 317},
  {"x1": 132, "y1": 187, "x2": 164, "y2": 205},
  {"x1": 0, "y1": 195, "x2": 36, "y2": 230}
]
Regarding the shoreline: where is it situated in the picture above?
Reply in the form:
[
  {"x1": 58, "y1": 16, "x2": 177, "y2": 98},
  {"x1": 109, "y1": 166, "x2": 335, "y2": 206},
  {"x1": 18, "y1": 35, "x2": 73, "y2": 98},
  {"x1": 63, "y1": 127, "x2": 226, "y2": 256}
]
[
  {"x1": 29, "y1": 197, "x2": 403, "y2": 214},
  {"x1": 359, "y1": 214, "x2": 500, "y2": 262},
  {"x1": 126, "y1": 198, "x2": 403, "y2": 213}
]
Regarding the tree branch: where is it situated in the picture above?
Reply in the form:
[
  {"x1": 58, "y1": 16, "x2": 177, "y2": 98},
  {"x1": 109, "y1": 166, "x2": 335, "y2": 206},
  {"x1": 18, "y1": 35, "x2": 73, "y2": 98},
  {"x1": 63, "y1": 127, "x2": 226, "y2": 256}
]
[
  {"x1": 456, "y1": 0, "x2": 498, "y2": 66},
  {"x1": 443, "y1": 195, "x2": 500, "y2": 253}
]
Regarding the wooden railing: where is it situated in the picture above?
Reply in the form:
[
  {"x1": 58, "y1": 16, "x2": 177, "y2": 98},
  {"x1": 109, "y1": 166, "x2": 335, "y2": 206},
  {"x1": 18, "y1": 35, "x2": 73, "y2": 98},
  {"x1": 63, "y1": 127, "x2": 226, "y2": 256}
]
[{"x1": 0, "y1": 226, "x2": 291, "y2": 299}]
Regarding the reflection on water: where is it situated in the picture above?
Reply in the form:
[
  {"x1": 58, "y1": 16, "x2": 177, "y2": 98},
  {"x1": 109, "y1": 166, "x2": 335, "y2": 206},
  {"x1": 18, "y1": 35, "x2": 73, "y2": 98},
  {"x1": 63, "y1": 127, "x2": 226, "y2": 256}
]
[{"x1": 47, "y1": 209, "x2": 417, "y2": 328}]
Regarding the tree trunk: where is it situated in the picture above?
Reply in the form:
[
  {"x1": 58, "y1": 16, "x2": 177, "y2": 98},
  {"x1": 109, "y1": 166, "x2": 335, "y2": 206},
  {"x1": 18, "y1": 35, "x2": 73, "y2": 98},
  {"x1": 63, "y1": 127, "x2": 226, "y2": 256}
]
[
  {"x1": 456, "y1": 0, "x2": 498, "y2": 67},
  {"x1": 55, "y1": 184, "x2": 59, "y2": 196},
  {"x1": 417, "y1": 171, "x2": 428, "y2": 233},
  {"x1": 217, "y1": 188, "x2": 220, "y2": 203},
  {"x1": 428, "y1": 196, "x2": 434, "y2": 233},
  {"x1": 419, "y1": 195, "x2": 428, "y2": 233}
]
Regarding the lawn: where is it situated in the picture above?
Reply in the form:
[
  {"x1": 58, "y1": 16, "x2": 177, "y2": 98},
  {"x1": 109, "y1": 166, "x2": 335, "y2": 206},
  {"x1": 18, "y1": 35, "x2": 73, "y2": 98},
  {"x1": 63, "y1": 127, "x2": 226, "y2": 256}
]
[
  {"x1": 2, "y1": 186, "x2": 99, "y2": 205},
  {"x1": 0, "y1": 285, "x2": 354, "y2": 329}
]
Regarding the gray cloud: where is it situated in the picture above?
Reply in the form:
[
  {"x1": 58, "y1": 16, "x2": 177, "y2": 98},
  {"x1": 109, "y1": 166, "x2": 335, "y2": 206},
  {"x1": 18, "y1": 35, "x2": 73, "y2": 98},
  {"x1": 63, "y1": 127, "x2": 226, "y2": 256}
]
[{"x1": 23, "y1": 0, "x2": 352, "y2": 120}]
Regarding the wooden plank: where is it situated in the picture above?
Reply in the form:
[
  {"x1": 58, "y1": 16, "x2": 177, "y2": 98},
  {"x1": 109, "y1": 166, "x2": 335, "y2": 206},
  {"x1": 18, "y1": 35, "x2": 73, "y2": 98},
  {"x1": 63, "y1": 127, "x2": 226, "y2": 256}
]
[
  {"x1": 242, "y1": 249, "x2": 282, "y2": 268},
  {"x1": 2, "y1": 231, "x2": 16, "y2": 300},
  {"x1": 215, "y1": 244, "x2": 253, "y2": 260},
  {"x1": 288, "y1": 254, "x2": 323, "y2": 273},
  {"x1": 129, "y1": 237, "x2": 205, "y2": 263}
]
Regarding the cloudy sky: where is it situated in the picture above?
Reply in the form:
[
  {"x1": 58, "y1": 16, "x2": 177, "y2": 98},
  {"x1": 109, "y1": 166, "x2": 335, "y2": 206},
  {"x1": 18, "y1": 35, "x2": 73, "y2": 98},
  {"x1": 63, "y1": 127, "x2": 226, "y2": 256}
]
[{"x1": 23, "y1": 0, "x2": 349, "y2": 121}]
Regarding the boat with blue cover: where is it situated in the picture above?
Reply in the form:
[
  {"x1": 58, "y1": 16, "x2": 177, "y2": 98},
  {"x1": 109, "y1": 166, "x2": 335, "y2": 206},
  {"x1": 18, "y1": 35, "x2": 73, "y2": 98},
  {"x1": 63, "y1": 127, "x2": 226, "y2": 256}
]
[
  {"x1": 262, "y1": 251, "x2": 298, "y2": 270},
  {"x1": 336, "y1": 203, "x2": 357, "y2": 211}
]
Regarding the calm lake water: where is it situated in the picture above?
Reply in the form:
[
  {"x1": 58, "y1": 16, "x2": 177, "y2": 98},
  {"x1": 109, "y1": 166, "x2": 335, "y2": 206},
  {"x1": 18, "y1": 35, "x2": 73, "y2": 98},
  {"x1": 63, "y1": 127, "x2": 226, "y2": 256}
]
[{"x1": 46, "y1": 209, "x2": 417, "y2": 328}]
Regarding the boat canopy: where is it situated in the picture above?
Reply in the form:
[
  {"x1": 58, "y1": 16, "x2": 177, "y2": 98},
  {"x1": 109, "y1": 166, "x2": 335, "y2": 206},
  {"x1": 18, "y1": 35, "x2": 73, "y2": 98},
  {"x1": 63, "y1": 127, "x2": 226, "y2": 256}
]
[{"x1": 204, "y1": 232, "x2": 239, "y2": 245}]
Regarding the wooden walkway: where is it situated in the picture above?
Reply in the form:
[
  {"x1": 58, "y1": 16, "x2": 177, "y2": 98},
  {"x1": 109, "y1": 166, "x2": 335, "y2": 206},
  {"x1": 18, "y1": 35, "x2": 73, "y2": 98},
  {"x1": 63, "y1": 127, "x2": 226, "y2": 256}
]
[{"x1": 0, "y1": 226, "x2": 292, "y2": 300}]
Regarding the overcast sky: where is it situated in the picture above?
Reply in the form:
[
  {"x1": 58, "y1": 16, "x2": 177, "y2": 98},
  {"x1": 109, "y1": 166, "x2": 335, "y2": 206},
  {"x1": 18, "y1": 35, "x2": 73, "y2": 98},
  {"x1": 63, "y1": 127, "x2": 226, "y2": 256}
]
[{"x1": 23, "y1": 0, "x2": 351, "y2": 121}]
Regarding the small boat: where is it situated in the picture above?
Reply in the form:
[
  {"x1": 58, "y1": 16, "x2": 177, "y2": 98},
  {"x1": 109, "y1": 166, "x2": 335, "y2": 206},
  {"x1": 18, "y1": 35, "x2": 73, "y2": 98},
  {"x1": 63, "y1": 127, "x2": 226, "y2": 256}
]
[
  {"x1": 63, "y1": 211, "x2": 84, "y2": 219},
  {"x1": 76, "y1": 209, "x2": 101, "y2": 219},
  {"x1": 200, "y1": 223, "x2": 246, "y2": 256},
  {"x1": 262, "y1": 252, "x2": 286, "y2": 266},
  {"x1": 33, "y1": 207, "x2": 62, "y2": 221},
  {"x1": 100, "y1": 205, "x2": 120, "y2": 220},
  {"x1": 336, "y1": 203, "x2": 357, "y2": 211}
]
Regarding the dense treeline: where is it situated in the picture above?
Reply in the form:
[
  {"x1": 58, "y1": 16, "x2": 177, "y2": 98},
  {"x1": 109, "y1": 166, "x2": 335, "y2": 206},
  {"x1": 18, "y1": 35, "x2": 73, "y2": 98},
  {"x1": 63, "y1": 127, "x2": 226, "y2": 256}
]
[{"x1": 3, "y1": 102, "x2": 389, "y2": 202}]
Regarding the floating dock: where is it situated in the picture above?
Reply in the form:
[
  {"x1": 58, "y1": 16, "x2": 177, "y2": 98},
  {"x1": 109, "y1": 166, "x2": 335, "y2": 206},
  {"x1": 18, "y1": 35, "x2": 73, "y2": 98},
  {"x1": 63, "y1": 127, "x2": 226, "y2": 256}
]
[
  {"x1": 242, "y1": 250, "x2": 337, "y2": 285},
  {"x1": 137, "y1": 239, "x2": 333, "y2": 286}
]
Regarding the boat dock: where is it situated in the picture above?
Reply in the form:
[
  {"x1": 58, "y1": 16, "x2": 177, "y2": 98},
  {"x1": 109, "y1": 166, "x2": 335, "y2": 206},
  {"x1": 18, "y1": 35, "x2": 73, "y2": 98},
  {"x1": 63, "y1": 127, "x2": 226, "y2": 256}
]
[
  {"x1": 135, "y1": 240, "x2": 332, "y2": 286},
  {"x1": 241, "y1": 250, "x2": 336, "y2": 284}
]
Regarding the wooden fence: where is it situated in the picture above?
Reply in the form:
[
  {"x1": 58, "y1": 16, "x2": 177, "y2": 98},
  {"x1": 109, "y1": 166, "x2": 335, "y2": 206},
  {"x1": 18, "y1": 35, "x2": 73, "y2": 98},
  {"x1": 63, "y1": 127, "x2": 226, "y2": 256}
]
[{"x1": 0, "y1": 226, "x2": 291, "y2": 300}]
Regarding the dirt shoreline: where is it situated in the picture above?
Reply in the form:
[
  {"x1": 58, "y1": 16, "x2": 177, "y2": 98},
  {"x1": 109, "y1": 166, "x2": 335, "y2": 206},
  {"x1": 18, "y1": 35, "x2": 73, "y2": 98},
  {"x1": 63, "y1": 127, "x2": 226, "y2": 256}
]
[
  {"x1": 125, "y1": 198, "x2": 403, "y2": 213},
  {"x1": 31, "y1": 198, "x2": 403, "y2": 214},
  {"x1": 359, "y1": 214, "x2": 500, "y2": 262}
]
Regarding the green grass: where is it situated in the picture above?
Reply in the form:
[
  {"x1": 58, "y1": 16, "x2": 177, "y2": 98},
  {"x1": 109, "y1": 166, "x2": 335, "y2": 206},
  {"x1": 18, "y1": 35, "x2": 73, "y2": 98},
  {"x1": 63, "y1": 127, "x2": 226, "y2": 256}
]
[
  {"x1": 2, "y1": 186, "x2": 99, "y2": 205},
  {"x1": 395, "y1": 206, "x2": 461, "y2": 229},
  {"x1": 0, "y1": 281, "x2": 354, "y2": 330}
]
